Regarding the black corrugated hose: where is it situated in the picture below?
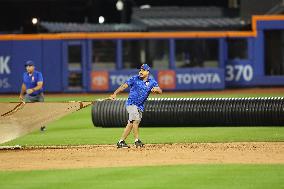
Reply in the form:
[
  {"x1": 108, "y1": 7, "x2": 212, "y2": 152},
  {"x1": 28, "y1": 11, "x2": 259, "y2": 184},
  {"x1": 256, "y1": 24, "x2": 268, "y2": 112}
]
[{"x1": 92, "y1": 97, "x2": 284, "y2": 127}]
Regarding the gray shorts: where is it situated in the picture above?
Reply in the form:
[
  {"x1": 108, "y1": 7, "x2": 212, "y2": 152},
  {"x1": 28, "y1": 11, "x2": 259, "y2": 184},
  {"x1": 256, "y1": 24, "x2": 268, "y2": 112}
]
[
  {"x1": 24, "y1": 93, "x2": 44, "y2": 102},
  {"x1": 126, "y1": 105, "x2": 142, "y2": 122}
]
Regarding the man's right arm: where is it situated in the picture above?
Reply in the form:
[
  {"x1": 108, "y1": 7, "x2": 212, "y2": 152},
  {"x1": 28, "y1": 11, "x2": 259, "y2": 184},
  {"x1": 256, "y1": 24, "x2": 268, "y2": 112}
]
[
  {"x1": 109, "y1": 83, "x2": 128, "y2": 100},
  {"x1": 19, "y1": 83, "x2": 26, "y2": 101}
]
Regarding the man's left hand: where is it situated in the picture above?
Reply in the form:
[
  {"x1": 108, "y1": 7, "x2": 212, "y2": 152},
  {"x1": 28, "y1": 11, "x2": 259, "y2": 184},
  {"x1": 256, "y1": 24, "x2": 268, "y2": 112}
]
[
  {"x1": 109, "y1": 93, "x2": 116, "y2": 100},
  {"x1": 151, "y1": 87, "x2": 162, "y2": 94},
  {"x1": 26, "y1": 89, "x2": 34, "y2": 94}
]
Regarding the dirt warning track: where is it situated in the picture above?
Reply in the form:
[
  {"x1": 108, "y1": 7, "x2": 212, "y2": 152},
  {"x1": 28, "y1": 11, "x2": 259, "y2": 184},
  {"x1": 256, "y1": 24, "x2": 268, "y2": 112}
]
[{"x1": 0, "y1": 142, "x2": 283, "y2": 171}]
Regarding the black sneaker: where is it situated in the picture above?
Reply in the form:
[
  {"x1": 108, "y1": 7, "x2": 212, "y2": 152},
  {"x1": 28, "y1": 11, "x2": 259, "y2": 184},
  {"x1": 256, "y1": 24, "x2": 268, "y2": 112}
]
[
  {"x1": 40, "y1": 126, "x2": 46, "y2": 132},
  {"x1": 134, "y1": 139, "x2": 144, "y2": 148},
  {"x1": 117, "y1": 140, "x2": 130, "y2": 148}
]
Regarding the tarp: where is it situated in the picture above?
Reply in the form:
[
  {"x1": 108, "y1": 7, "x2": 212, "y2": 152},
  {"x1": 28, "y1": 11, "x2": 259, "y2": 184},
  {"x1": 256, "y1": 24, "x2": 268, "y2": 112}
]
[{"x1": 0, "y1": 101, "x2": 92, "y2": 144}]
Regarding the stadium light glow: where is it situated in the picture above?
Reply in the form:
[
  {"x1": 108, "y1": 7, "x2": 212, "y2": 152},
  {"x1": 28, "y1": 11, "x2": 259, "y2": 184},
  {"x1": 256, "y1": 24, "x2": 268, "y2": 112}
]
[
  {"x1": 98, "y1": 16, "x2": 105, "y2": 24},
  {"x1": 31, "y1": 18, "x2": 38, "y2": 25},
  {"x1": 140, "y1": 5, "x2": 151, "y2": 9},
  {"x1": 116, "y1": 0, "x2": 124, "y2": 11}
]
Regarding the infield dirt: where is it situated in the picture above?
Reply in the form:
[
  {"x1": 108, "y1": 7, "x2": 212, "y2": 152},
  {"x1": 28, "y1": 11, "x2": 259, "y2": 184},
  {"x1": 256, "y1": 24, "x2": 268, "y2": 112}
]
[
  {"x1": 1, "y1": 88, "x2": 284, "y2": 171},
  {"x1": 0, "y1": 142, "x2": 283, "y2": 171}
]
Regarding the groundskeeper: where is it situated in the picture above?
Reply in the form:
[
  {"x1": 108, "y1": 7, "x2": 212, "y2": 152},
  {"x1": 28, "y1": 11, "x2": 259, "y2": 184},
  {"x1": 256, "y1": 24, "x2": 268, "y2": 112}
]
[
  {"x1": 19, "y1": 60, "x2": 45, "y2": 131},
  {"x1": 109, "y1": 64, "x2": 162, "y2": 148}
]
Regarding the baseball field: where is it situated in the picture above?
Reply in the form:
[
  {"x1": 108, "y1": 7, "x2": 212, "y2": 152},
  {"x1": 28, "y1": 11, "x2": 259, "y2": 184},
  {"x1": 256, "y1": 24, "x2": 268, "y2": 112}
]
[{"x1": 0, "y1": 88, "x2": 284, "y2": 189}]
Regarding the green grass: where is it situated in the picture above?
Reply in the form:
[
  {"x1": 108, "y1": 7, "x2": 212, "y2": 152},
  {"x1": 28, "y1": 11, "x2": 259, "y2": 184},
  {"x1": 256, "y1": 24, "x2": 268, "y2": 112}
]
[
  {"x1": 3, "y1": 119, "x2": 284, "y2": 146},
  {"x1": 0, "y1": 164, "x2": 283, "y2": 189},
  {"x1": 1, "y1": 105, "x2": 283, "y2": 146},
  {"x1": 1, "y1": 91, "x2": 284, "y2": 103},
  {"x1": 0, "y1": 95, "x2": 102, "y2": 103},
  {"x1": 1, "y1": 93, "x2": 284, "y2": 146},
  {"x1": 1, "y1": 93, "x2": 283, "y2": 189}
]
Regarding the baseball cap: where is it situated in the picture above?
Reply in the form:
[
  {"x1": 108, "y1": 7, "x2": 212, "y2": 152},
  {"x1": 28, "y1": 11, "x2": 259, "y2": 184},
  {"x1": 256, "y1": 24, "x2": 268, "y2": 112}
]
[
  {"x1": 25, "y1": 60, "x2": 35, "y2": 67},
  {"x1": 140, "y1": 64, "x2": 150, "y2": 71}
]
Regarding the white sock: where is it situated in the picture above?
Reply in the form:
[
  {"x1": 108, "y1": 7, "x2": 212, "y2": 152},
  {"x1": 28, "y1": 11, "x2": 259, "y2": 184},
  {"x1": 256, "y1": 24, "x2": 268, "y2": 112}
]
[
  {"x1": 119, "y1": 139, "x2": 124, "y2": 143},
  {"x1": 135, "y1": 139, "x2": 139, "y2": 142}
]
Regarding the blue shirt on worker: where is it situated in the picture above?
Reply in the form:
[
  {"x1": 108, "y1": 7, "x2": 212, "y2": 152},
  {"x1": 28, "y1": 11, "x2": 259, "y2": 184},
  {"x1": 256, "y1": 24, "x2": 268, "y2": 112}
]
[
  {"x1": 126, "y1": 75, "x2": 159, "y2": 111},
  {"x1": 23, "y1": 71, "x2": 43, "y2": 96}
]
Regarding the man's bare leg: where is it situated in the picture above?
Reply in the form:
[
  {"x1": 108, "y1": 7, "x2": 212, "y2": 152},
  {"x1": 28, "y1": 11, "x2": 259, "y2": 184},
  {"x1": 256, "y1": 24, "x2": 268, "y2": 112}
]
[
  {"x1": 132, "y1": 120, "x2": 140, "y2": 140},
  {"x1": 133, "y1": 120, "x2": 144, "y2": 147},
  {"x1": 120, "y1": 122, "x2": 133, "y2": 141}
]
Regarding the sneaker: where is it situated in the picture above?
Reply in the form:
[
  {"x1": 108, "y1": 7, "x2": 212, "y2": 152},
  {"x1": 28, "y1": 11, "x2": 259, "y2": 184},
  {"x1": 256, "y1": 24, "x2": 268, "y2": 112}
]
[
  {"x1": 134, "y1": 139, "x2": 144, "y2": 148},
  {"x1": 117, "y1": 140, "x2": 130, "y2": 148},
  {"x1": 40, "y1": 126, "x2": 46, "y2": 132}
]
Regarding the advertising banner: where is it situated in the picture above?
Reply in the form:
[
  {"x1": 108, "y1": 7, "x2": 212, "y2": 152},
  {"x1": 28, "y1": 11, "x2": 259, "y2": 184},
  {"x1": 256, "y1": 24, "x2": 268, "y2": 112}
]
[
  {"x1": 91, "y1": 70, "x2": 138, "y2": 91},
  {"x1": 90, "y1": 68, "x2": 225, "y2": 91},
  {"x1": 0, "y1": 41, "x2": 15, "y2": 92},
  {"x1": 158, "y1": 68, "x2": 225, "y2": 90},
  {"x1": 225, "y1": 60, "x2": 254, "y2": 86},
  {"x1": 0, "y1": 41, "x2": 43, "y2": 93}
]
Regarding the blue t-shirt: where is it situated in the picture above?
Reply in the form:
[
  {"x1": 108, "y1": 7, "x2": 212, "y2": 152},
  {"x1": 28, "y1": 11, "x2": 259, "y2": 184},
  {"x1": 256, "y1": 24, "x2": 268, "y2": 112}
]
[
  {"x1": 125, "y1": 75, "x2": 159, "y2": 111},
  {"x1": 23, "y1": 71, "x2": 44, "y2": 96}
]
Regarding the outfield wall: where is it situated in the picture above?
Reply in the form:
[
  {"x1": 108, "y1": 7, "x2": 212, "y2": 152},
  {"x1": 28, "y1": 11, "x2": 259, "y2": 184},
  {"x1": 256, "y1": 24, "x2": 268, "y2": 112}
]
[{"x1": 0, "y1": 15, "x2": 284, "y2": 93}]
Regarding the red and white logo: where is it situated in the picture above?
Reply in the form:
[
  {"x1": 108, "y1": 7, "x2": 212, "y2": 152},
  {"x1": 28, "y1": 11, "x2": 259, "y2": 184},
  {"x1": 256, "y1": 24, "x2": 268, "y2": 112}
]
[
  {"x1": 91, "y1": 71, "x2": 109, "y2": 91},
  {"x1": 158, "y1": 70, "x2": 176, "y2": 89}
]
